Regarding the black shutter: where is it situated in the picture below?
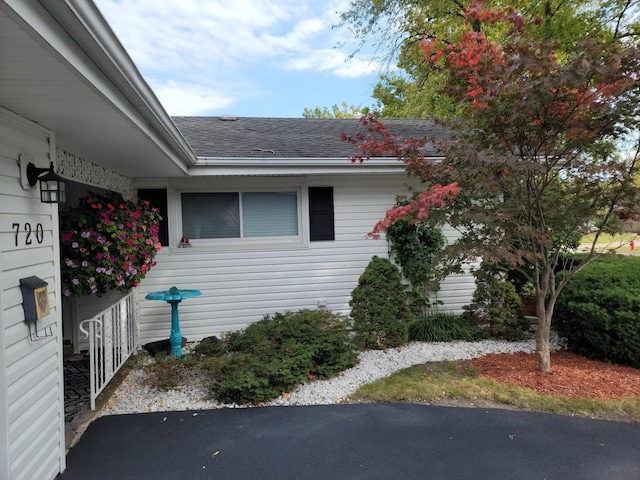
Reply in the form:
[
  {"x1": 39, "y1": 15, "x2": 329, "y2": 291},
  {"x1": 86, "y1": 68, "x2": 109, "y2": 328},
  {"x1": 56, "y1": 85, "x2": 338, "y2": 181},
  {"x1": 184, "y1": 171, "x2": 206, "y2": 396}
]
[
  {"x1": 309, "y1": 187, "x2": 334, "y2": 241},
  {"x1": 138, "y1": 188, "x2": 169, "y2": 246}
]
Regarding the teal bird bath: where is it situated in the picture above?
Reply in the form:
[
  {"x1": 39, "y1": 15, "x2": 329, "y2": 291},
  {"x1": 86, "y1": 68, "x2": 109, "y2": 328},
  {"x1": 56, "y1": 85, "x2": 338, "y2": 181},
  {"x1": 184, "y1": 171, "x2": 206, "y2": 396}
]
[{"x1": 145, "y1": 286, "x2": 201, "y2": 357}]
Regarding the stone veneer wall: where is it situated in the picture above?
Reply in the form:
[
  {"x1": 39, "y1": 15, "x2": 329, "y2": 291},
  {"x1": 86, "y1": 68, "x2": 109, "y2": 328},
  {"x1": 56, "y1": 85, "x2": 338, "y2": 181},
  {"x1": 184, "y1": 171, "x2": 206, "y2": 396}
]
[{"x1": 56, "y1": 149, "x2": 134, "y2": 198}]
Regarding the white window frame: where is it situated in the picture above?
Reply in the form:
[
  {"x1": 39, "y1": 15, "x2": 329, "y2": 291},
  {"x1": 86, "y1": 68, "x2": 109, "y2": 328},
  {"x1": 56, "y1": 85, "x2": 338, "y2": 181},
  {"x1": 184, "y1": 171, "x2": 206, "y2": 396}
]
[{"x1": 171, "y1": 178, "x2": 310, "y2": 252}]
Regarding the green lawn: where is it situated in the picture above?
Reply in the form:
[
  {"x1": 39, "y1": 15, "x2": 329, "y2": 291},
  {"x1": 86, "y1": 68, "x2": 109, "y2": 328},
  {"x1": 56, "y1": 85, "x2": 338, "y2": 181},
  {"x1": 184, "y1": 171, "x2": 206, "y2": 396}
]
[
  {"x1": 581, "y1": 232, "x2": 638, "y2": 244},
  {"x1": 348, "y1": 360, "x2": 640, "y2": 423},
  {"x1": 579, "y1": 232, "x2": 640, "y2": 254}
]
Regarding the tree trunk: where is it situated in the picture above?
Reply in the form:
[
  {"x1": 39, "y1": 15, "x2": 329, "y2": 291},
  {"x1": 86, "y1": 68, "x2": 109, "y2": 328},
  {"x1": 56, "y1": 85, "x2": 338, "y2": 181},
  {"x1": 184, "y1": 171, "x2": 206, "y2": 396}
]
[
  {"x1": 535, "y1": 296, "x2": 552, "y2": 372},
  {"x1": 536, "y1": 331, "x2": 550, "y2": 372}
]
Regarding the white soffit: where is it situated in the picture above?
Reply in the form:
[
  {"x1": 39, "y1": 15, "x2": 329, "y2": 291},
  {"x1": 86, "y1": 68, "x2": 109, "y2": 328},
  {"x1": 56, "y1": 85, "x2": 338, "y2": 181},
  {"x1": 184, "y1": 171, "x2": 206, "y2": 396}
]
[{"x1": 0, "y1": 1, "x2": 195, "y2": 178}]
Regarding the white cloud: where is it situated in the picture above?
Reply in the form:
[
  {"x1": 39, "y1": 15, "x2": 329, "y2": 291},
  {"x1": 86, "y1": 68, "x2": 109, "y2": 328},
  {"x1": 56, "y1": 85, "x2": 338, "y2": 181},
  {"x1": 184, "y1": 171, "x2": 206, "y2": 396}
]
[
  {"x1": 284, "y1": 49, "x2": 381, "y2": 78},
  {"x1": 97, "y1": 0, "x2": 374, "y2": 74},
  {"x1": 261, "y1": 17, "x2": 326, "y2": 51},
  {"x1": 94, "y1": 0, "x2": 380, "y2": 114},
  {"x1": 150, "y1": 81, "x2": 236, "y2": 116}
]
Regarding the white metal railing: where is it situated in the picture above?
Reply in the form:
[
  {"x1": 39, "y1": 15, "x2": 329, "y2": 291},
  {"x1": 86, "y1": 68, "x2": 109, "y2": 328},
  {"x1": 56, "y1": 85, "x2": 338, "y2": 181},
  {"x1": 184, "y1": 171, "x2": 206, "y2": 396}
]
[{"x1": 79, "y1": 290, "x2": 139, "y2": 410}]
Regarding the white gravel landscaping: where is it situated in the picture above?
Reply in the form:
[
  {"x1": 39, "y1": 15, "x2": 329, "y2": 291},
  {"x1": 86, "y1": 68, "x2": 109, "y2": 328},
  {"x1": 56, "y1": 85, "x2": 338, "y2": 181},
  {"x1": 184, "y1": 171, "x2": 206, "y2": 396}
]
[{"x1": 99, "y1": 334, "x2": 564, "y2": 416}]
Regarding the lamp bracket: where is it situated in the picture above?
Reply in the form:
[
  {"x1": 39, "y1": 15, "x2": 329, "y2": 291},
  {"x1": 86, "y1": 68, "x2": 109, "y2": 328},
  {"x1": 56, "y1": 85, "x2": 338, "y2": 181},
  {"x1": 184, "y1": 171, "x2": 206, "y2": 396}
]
[
  {"x1": 18, "y1": 154, "x2": 34, "y2": 189},
  {"x1": 18, "y1": 154, "x2": 50, "y2": 189},
  {"x1": 26, "y1": 162, "x2": 51, "y2": 187}
]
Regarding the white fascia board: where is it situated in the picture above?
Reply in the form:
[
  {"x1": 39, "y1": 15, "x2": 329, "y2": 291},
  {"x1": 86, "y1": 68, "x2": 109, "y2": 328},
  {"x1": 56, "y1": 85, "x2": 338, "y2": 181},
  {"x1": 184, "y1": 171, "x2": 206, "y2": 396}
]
[
  {"x1": 3, "y1": 0, "x2": 196, "y2": 173},
  {"x1": 188, "y1": 156, "x2": 444, "y2": 176}
]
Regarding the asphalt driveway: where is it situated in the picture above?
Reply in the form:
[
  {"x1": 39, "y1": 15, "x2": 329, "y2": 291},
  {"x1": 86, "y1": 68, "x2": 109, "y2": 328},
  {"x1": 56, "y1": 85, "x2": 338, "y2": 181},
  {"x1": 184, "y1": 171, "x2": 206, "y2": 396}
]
[{"x1": 57, "y1": 404, "x2": 640, "y2": 480}]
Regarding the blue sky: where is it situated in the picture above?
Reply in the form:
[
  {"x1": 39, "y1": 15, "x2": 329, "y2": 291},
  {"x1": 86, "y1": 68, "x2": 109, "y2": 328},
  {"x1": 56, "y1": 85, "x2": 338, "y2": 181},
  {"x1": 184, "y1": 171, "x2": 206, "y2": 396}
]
[{"x1": 94, "y1": 0, "x2": 384, "y2": 118}]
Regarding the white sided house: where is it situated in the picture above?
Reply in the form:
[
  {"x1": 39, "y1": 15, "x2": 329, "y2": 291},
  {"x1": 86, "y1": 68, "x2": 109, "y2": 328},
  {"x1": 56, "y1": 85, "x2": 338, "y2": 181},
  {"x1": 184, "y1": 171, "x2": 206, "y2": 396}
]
[
  {"x1": 0, "y1": 1, "x2": 194, "y2": 478},
  {"x1": 135, "y1": 117, "x2": 476, "y2": 343},
  {"x1": 0, "y1": 1, "x2": 474, "y2": 479}
]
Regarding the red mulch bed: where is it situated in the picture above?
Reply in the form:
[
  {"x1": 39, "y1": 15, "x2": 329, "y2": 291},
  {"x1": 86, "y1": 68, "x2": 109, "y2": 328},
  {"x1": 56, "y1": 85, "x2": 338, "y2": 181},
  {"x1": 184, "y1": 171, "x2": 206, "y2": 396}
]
[{"x1": 470, "y1": 350, "x2": 640, "y2": 400}]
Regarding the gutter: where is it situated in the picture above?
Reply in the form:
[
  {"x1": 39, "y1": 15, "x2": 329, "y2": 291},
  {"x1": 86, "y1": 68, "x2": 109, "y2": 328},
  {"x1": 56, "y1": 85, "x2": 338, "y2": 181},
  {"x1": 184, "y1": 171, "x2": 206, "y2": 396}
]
[{"x1": 188, "y1": 156, "x2": 445, "y2": 176}]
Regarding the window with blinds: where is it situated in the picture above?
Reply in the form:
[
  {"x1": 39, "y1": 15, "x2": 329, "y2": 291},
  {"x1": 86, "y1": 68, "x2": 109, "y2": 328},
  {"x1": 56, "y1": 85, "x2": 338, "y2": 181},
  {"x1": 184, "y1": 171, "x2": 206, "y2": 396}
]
[{"x1": 181, "y1": 191, "x2": 299, "y2": 240}]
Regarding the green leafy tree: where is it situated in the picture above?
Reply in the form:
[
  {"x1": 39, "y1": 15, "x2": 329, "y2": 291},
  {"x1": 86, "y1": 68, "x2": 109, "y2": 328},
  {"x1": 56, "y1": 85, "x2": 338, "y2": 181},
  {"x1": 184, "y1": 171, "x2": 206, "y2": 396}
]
[
  {"x1": 338, "y1": 0, "x2": 639, "y2": 118},
  {"x1": 344, "y1": 4, "x2": 640, "y2": 371},
  {"x1": 302, "y1": 102, "x2": 371, "y2": 118}
]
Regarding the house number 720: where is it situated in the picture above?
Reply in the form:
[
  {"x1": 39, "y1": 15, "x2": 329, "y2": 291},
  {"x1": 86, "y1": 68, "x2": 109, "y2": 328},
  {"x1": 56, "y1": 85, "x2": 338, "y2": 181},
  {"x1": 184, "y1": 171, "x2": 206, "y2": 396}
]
[{"x1": 12, "y1": 222, "x2": 44, "y2": 247}]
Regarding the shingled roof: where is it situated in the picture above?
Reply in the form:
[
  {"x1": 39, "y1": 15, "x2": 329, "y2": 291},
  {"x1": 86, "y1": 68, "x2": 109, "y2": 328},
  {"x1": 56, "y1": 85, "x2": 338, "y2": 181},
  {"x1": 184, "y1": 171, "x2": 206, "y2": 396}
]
[{"x1": 171, "y1": 117, "x2": 447, "y2": 159}]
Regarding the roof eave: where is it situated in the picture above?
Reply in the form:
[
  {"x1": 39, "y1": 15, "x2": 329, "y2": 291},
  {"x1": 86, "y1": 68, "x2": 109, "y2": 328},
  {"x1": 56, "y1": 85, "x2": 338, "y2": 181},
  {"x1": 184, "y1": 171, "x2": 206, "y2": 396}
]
[{"x1": 14, "y1": 0, "x2": 197, "y2": 173}]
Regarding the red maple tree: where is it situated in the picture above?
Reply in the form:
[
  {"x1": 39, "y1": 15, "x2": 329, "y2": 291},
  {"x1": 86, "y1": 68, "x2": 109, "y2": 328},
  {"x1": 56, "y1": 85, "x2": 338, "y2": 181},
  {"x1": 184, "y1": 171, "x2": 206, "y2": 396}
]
[{"x1": 345, "y1": 1, "x2": 640, "y2": 371}]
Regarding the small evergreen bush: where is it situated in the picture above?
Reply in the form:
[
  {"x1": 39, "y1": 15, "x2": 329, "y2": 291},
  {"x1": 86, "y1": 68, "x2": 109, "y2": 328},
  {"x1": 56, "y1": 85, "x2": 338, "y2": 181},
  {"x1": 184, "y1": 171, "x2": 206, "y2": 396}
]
[
  {"x1": 349, "y1": 256, "x2": 413, "y2": 349},
  {"x1": 463, "y1": 265, "x2": 530, "y2": 340},
  {"x1": 554, "y1": 255, "x2": 640, "y2": 368},
  {"x1": 409, "y1": 312, "x2": 480, "y2": 342},
  {"x1": 192, "y1": 309, "x2": 357, "y2": 404}
]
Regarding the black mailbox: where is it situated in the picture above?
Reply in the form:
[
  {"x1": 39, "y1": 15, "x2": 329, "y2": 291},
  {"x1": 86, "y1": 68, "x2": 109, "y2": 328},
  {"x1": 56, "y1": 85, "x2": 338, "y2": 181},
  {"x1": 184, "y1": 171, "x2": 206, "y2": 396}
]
[{"x1": 20, "y1": 276, "x2": 50, "y2": 323}]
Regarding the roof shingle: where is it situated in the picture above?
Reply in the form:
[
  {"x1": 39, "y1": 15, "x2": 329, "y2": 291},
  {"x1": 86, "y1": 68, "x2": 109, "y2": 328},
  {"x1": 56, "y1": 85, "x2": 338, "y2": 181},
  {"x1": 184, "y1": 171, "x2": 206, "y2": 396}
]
[{"x1": 171, "y1": 117, "x2": 446, "y2": 159}]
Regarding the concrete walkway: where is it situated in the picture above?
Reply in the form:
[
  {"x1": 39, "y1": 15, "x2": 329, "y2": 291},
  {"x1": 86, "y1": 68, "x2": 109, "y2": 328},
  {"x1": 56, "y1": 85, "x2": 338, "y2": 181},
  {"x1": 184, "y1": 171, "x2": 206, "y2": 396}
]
[{"x1": 57, "y1": 404, "x2": 640, "y2": 480}]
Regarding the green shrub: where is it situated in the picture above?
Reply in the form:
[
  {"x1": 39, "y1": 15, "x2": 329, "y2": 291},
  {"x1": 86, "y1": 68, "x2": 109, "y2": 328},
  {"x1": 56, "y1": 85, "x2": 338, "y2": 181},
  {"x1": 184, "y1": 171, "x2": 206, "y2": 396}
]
[
  {"x1": 192, "y1": 309, "x2": 357, "y2": 404},
  {"x1": 386, "y1": 216, "x2": 446, "y2": 314},
  {"x1": 349, "y1": 256, "x2": 413, "y2": 349},
  {"x1": 554, "y1": 255, "x2": 640, "y2": 368},
  {"x1": 409, "y1": 312, "x2": 480, "y2": 342},
  {"x1": 463, "y1": 265, "x2": 530, "y2": 340},
  {"x1": 209, "y1": 352, "x2": 287, "y2": 405},
  {"x1": 192, "y1": 336, "x2": 224, "y2": 356}
]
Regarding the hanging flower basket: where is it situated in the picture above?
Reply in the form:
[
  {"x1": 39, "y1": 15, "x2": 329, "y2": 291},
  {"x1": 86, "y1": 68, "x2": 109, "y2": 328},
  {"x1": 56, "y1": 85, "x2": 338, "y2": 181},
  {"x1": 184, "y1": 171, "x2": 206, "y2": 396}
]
[{"x1": 60, "y1": 191, "x2": 162, "y2": 296}]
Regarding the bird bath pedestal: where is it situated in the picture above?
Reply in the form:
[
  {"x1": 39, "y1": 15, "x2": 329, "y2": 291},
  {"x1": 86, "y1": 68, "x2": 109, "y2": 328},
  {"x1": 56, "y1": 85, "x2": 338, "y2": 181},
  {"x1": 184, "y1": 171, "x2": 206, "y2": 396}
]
[{"x1": 145, "y1": 286, "x2": 201, "y2": 357}]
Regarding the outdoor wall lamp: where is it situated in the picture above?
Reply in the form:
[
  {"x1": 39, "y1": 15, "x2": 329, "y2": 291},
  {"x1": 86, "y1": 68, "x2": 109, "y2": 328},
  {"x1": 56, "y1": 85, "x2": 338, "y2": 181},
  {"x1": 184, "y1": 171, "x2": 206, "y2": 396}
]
[{"x1": 26, "y1": 162, "x2": 66, "y2": 204}]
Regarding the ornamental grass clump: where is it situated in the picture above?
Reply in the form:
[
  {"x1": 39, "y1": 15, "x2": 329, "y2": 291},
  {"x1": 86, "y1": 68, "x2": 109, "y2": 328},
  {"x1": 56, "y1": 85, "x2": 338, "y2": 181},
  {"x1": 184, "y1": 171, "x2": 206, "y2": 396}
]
[
  {"x1": 409, "y1": 312, "x2": 480, "y2": 342},
  {"x1": 60, "y1": 191, "x2": 162, "y2": 296}
]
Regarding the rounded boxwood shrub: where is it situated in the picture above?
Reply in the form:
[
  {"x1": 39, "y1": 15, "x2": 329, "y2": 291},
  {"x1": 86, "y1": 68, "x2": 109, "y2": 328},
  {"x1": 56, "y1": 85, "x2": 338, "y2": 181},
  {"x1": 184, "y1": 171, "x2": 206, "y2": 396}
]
[
  {"x1": 554, "y1": 255, "x2": 640, "y2": 368},
  {"x1": 349, "y1": 256, "x2": 413, "y2": 350},
  {"x1": 192, "y1": 309, "x2": 357, "y2": 404}
]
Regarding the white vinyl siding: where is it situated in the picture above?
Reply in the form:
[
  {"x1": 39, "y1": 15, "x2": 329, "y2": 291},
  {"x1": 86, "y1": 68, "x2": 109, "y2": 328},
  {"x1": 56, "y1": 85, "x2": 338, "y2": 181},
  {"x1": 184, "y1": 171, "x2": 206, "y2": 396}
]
[
  {"x1": 0, "y1": 108, "x2": 65, "y2": 480},
  {"x1": 137, "y1": 174, "x2": 476, "y2": 343}
]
